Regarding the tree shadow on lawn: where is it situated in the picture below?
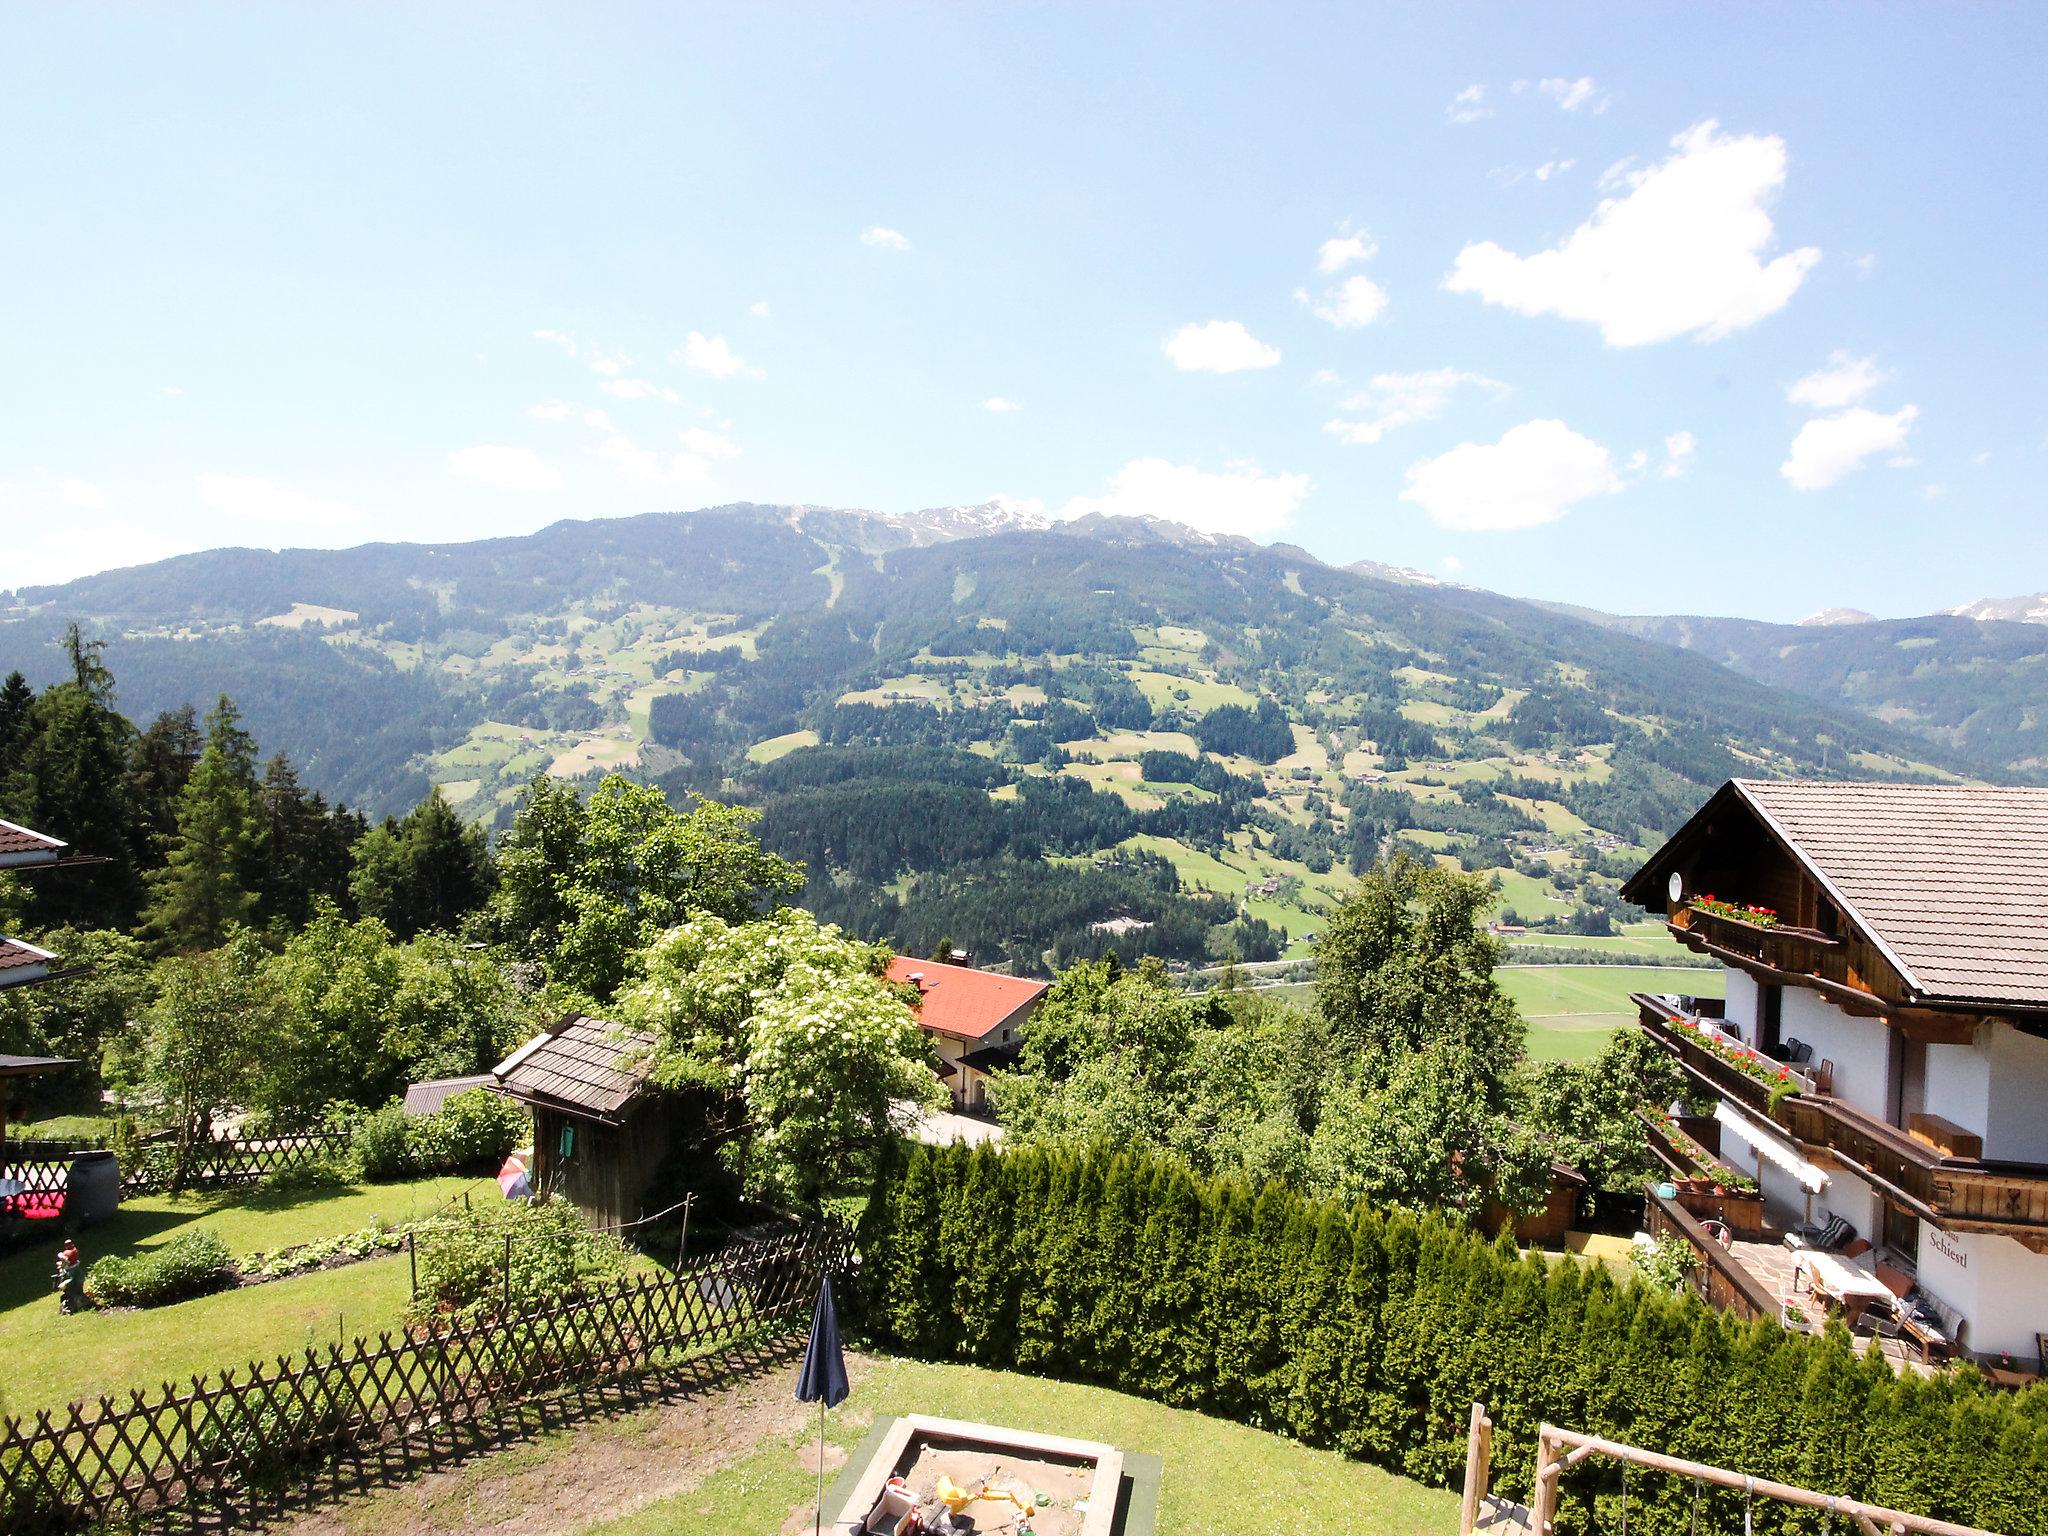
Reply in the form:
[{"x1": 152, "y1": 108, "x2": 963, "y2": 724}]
[{"x1": 151, "y1": 1334, "x2": 811, "y2": 1534}]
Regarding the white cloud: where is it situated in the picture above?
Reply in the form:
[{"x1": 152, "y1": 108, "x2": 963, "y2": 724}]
[
  {"x1": 1448, "y1": 84, "x2": 1491, "y2": 124},
  {"x1": 1400, "y1": 419, "x2": 1623, "y2": 531},
  {"x1": 983, "y1": 396, "x2": 1023, "y2": 413},
  {"x1": 1446, "y1": 120, "x2": 1820, "y2": 346},
  {"x1": 1663, "y1": 429, "x2": 1698, "y2": 478},
  {"x1": 196, "y1": 473, "x2": 361, "y2": 530},
  {"x1": 1787, "y1": 352, "x2": 1889, "y2": 410},
  {"x1": 1780, "y1": 404, "x2": 1919, "y2": 490},
  {"x1": 588, "y1": 351, "x2": 629, "y2": 377},
  {"x1": 1061, "y1": 458, "x2": 1310, "y2": 539},
  {"x1": 1318, "y1": 232, "x2": 1378, "y2": 273},
  {"x1": 1921, "y1": 483, "x2": 1948, "y2": 500},
  {"x1": 446, "y1": 445, "x2": 566, "y2": 495},
  {"x1": 1625, "y1": 449, "x2": 1650, "y2": 473},
  {"x1": 678, "y1": 426, "x2": 739, "y2": 461},
  {"x1": 1534, "y1": 159, "x2": 1574, "y2": 182},
  {"x1": 161, "y1": 385, "x2": 185, "y2": 398},
  {"x1": 861, "y1": 226, "x2": 912, "y2": 251},
  {"x1": 1539, "y1": 76, "x2": 1607, "y2": 113},
  {"x1": 60, "y1": 479, "x2": 108, "y2": 510},
  {"x1": 534, "y1": 329, "x2": 578, "y2": 357},
  {"x1": 1971, "y1": 449, "x2": 1992, "y2": 467},
  {"x1": 1303, "y1": 273, "x2": 1389, "y2": 329},
  {"x1": 528, "y1": 401, "x2": 577, "y2": 421},
  {"x1": 749, "y1": 300, "x2": 771, "y2": 318},
  {"x1": 1441, "y1": 555, "x2": 1465, "y2": 574},
  {"x1": 1163, "y1": 320, "x2": 1281, "y2": 373},
  {"x1": 676, "y1": 331, "x2": 760, "y2": 379},
  {"x1": 602, "y1": 377, "x2": 683, "y2": 403},
  {"x1": 1853, "y1": 253, "x2": 1878, "y2": 276},
  {"x1": 1324, "y1": 369, "x2": 1506, "y2": 446},
  {"x1": 1310, "y1": 369, "x2": 1342, "y2": 387}
]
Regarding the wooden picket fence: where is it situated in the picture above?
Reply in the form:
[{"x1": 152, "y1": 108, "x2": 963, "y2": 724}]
[
  {"x1": 0, "y1": 1220, "x2": 852, "y2": 1528},
  {"x1": 124, "y1": 1130, "x2": 354, "y2": 1193}
]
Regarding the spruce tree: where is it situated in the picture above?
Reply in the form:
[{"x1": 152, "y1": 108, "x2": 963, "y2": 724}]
[
  {"x1": 144, "y1": 696, "x2": 260, "y2": 950},
  {"x1": 127, "y1": 705, "x2": 201, "y2": 859}
]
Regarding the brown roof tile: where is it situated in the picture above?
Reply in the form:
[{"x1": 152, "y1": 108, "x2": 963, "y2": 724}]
[
  {"x1": 0, "y1": 820, "x2": 66, "y2": 867},
  {"x1": 492, "y1": 1015, "x2": 655, "y2": 1122},
  {"x1": 1735, "y1": 779, "x2": 2048, "y2": 1007},
  {"x1": 0, "y1": 936, "x2": 57, "y2": 973}
]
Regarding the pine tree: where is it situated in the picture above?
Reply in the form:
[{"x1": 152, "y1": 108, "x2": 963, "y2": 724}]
[
  {"x1": 350, "y1": 788, "x2": 493, "y2": 938},
  {"x1": 127, "y1": 705, "x2": 201, "y2": 858},
  {"x1": 6, "y1": 628, "x2": 141, "y2": 927},
  {"x1": 144, "y1": 697, "x2": 260, "y2": 950}
]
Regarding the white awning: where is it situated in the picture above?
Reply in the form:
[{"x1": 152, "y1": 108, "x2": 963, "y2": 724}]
[{"x1": 1715, "y1": 1102, "x2": 1830, "y2": 1194}]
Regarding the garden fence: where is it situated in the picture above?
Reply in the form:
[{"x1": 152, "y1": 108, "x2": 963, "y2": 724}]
[{"x1": 0, "y1": 1219, "x2": 852, "y2": 1528}]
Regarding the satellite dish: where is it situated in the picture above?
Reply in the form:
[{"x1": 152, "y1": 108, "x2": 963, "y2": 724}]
[{"x1": 1668, "y1": 871, "x2": 1684, "y2": 903}]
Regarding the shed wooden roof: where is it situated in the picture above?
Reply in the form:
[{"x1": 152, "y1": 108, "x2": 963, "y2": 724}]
[
  {"x1": 491, "y1": 1015, "x2": 656, "y2": 1123},
  {"x1": 1731, "y1": 779, "x2": 2048, "y2": 1008}
]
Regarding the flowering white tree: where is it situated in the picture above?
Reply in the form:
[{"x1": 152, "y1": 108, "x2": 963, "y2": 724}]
[{"x1": 616, "y1": 907, "x2": 943, "y2": 1208}]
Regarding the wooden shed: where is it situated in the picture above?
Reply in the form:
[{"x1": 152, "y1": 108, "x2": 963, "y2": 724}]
[{"x1": 490, "y1": 1016, "x2": 673, "y2": 1232}]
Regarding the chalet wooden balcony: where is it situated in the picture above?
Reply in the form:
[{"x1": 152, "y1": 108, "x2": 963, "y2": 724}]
[
  {"x1": 1632, "y1": 995, "x2": 1788, "y2": 1114},
  {"x1": 1774, "y1": 1095, "x2": 2048, "y2": 1243},
  {"x1": 1670, "y1": 904, "x2": 1840, "y2": 970}
]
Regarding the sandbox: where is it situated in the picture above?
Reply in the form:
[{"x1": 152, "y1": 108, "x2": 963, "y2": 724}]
[{"x1": 831, "y1": 1414, "x2": 1125, "y2": 1536}]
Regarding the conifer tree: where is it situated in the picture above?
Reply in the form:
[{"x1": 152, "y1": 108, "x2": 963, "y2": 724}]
[
  {"x1": 350, "y1": 787, "x2": 493, "y2": 938},
  {"x1": 145, "y1": 696, "x2": 260, "y2": 950},
  {"x1": 126, "y1": 705, "x2": 201, "y2": 859}
]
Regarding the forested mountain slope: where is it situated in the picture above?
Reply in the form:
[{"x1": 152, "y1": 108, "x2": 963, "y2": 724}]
[{"x1": 3, "y1": 503, "x2": 2024, "y2": 973}]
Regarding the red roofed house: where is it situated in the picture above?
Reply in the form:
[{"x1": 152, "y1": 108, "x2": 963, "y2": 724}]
[{"x1": 886, "y1": 956, "x2": 1048, "y2": 1111}]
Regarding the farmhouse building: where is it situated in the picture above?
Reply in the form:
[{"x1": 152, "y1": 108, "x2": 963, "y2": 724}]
[
  {"x1": 1624, "y1": 779, "x2": 2048, "y2": 1359},
  {"x1": 491, "y1": 1015, "x2": 668, "y2": 1231},
  {"x1": 0, "y1": 820, "x2": 76, "y2": 993},
  {"x1": 886, "y1": 956, "x2": 1047, "y2": 1111}
]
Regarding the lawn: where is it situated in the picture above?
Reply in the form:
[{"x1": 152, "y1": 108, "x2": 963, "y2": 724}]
[
  {"x1": 1501, "y1": 964, "x2": 1722, "y2": 1062},
  {"x1": 0, "y1": 1175, "x2": 489, "y2": 1418},
  {"x1": 586, "y1": 1356, "x2": 1455, "y2": 1536}
]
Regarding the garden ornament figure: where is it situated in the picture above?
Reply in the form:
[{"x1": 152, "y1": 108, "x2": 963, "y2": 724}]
[{"x1": 55, "y1": 1238, "x2": 84, "y2": 1314}]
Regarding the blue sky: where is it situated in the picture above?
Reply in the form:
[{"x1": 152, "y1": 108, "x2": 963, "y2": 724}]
[{"x1": 2, "y1": 3, "x2": 2042, "y2": 621}]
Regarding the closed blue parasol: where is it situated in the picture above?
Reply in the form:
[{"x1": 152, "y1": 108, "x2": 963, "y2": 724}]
[{"x1": 796, "y1": 1274, "x2": 849, "y2": 1533}]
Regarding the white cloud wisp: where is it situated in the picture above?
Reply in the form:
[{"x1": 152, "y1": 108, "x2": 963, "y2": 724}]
[
  {"x1": 1324, "y1": 369, "x2": 1506, "y2": 446},
  {"x1": 1163, "y1": 320, "x2": 1281, "y2": 373},
  {"x1": 1781, "y1": 404, "x2": 1918, "y2": 491},
  {"x1": 1062, "y1": 458, "x2": 1309, "y2": 540},
  {"x1": 1446, "y1": 120, "x2": 1821, "y2": 346},
  {"x1": 1401, "y1": 419, "x2": 1622, "y2": 531}
]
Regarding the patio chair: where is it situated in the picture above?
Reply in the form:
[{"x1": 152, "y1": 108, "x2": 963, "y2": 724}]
[
  {"x1": 1785, "y1": 1213, "x2": 1852, "y2": 1252},
  {"x1": 1784, "y1": 1039, "x2": 1814, "y2": 1065},
  {"x1": 2038, "y1": 1333, "x2": 2048, "y2": 1376}
]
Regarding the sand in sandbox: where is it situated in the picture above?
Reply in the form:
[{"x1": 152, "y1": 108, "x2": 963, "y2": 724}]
[{"x1": 895, "y1": 1442, "x2": 1098, "y2": 1536}]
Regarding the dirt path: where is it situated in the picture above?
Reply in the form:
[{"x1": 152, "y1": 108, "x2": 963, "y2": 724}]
[{"x1": 262, "y1": 1354, "x2": 875, "y2": 1536}]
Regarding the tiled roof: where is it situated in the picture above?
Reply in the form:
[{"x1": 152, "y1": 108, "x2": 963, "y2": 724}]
[
  {"x1": 1735, "y1": 779, "x2": 2048, "y2": 1007},
  {"x1": 0, "y1": 820, "x2": 66, "y2": 868},
  {"x1": 492, "y1": 1015, "x2": 655, "y2": 1122},
  {"x1": 0, "y1": 935, "x2": 57, "y2": 983},
  {"x1": 885, "y1": 956, "x2": 1049, "y2": 1042}
]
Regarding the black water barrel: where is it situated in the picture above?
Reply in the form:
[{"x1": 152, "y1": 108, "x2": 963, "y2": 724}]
[{"x1": 65, "y1": 1151, "x2": 121, "y2": 1227}]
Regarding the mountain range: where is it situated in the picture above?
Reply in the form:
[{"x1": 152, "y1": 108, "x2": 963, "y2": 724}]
[{"x1": 3, "y1": 502, "x2": 2041, "y2": 970}]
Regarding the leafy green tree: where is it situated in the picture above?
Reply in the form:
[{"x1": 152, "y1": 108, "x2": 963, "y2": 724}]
[
  {"x1": 350, "y1": 787, "x2": 493, "y2": 938},
  {"x1": 617, "y1": 906, "x2": 942, "y2": 1209},
  {"x1": 1313, "y1": 853, "x2": 1524, "y2": 1086},
  {"x1": 144, "y1": 696, "x2": 261, "y2": 950},
  {"x1": 1519, "y1": 1029, "x2": 1686, "y2": 1193},
  {"x1": 487, "y1": 773, "x2": 802, "y2": 998},
  {"x1": 143, "y1": 935, "x2": 270, "y2": 1168},
  {"x1": 0, "y1": 928, "x2": 153, "y2": 1115}
]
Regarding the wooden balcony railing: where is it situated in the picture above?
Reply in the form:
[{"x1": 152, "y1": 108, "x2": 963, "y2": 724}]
[
  {"x1": 1643, "y1": 1186, "x2": 1777, "y2": 1323},
  {"x1": 1633, "y1": 998, "x2": 1776, "y2": 1114},
  {"x1": 1775, "y1": 1095, "x2": 2048, "y2": 1237}
]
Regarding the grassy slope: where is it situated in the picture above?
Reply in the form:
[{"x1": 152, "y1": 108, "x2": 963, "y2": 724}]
[
  {"x1": 1500, "y1": 964, "x2": 1722, "y2": 1061},
  {"x1": 589, "y1": 1356, "x2": 1455, "y2": 1536},
  {"x1": 0, "y1": 1176, "x2": 489, "y2": 1418}
]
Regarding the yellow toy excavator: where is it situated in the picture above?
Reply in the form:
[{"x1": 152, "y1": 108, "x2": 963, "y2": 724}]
[{"x1": 933, "y1": 1473, "x2": 1040, "y2": 1522}]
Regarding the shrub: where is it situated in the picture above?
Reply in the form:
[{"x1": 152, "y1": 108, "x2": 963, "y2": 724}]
[
  {"x1": 349, "y1": 1103, "x2": 415, "y2": 1181},
  {"x1": 261, "y1": 1153, "x2": 356, "y2": 1194},
  {"x1": 406, "y1": 1089, "x2": 526, "y2": 1173},
  {"x1": 84, "y1": 1228, "x2": 234, "y2": 1308},
  {"x1": 856, "y1": 1141, "x2": 2048, "y2": 1536},
  {"x1": 406, "y1": 1199, "x2": 623, "y2": 1323}
]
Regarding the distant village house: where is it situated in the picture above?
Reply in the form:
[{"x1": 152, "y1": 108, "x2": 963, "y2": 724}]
[{"x1": 887, "y1": 956, "x2": 1048, "y2": 1112}]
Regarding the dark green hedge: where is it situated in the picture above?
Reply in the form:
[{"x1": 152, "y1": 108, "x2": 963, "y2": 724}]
[{"x1": 853, "y1": 1141, "x2": 2048, "y2": 1535}]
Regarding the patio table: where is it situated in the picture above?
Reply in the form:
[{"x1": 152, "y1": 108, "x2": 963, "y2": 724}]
[{"x1": 1795, "y1": 1251, "x2": 1892, "y2": 1328}]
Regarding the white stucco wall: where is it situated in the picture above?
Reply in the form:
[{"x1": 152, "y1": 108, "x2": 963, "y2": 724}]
[
  {"x1": 1921, "y1": 1032, "x2": 1991, "y2": 1144},
  {"x1": 1782, "y1": 990, "x2": 1889, "y2": 1119},
  {"x1": 1984, "y1": 1027, "x2": 2048, "y2": 1163},
  {"x1": 1717, "y1": 1112, "x2": 1822, "y2": 1229},
  {"x1": 1912, "y1": 1225, "x2": 2048, "y2": 1359},
  {"x1": 1720, "y1": 968, "x2": 1759, "y2": 1036}
]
